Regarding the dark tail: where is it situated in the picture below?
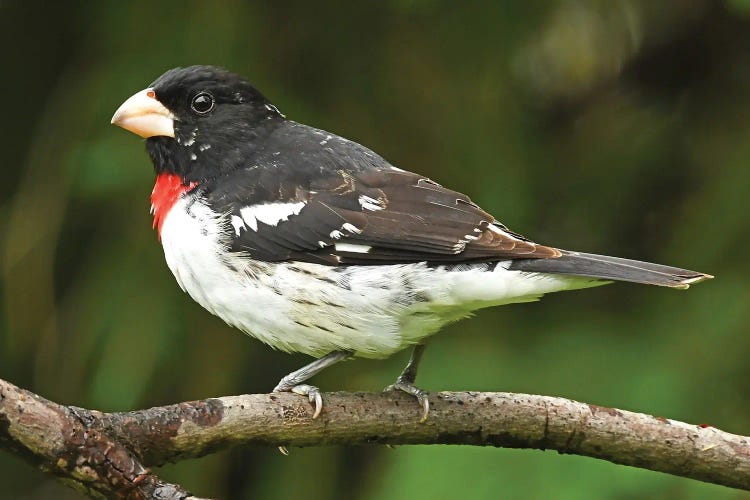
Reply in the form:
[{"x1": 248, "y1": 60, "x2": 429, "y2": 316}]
[{"x1": 508, "y1": 250, "x2": 713, "y2": 289}]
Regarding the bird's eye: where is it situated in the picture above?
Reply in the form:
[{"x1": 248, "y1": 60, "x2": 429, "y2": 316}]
[{"x1": 191, "y1": 92, "x2": 215, "y2": 114}]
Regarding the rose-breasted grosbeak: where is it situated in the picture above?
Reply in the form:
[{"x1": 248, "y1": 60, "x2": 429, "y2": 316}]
[{"x1": 111, "y1": 65, "x2": 712, "y2": 421}]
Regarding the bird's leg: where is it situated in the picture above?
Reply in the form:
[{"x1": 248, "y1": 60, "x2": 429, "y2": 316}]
[
  {"x1": 273, "y1": 350, "x2": 352, "y2": 419},
  {"x1": 385, "y1": 344, "x2": 430, "y2": 422},
  {"x1": 273, "y1": 350, "x2": 352, "y2": 455}
]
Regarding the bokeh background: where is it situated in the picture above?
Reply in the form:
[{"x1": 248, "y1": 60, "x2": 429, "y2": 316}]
[{"x1": 1, "y1": 1, "x2": 749, "y2": 498}]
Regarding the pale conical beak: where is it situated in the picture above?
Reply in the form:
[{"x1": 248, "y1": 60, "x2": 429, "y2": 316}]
[{"x1": 111, "y1": 88, "x2": 175, "y2": 138}]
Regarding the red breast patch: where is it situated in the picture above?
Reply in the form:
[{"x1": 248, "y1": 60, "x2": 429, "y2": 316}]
[{"x1": 151, "y1": 173, "x2": 198, "y2": 238}]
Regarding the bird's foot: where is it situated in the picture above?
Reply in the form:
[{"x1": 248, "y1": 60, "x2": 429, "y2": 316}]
[
  {"x1": 385, "y1": 379, "x2": 430, "y2": 423},
  {"x1": 273, "y1": 383, "x2": 323, "y2": 455},
  {"x1": 271, "y1": 350, "x2": 352, "y2": 455},
  {"x1": 291, "y1": 383, "x2": 324, "y2": 419},
  {"x1": 272, "y1": 383, "x2": 324, "y2": 419}
]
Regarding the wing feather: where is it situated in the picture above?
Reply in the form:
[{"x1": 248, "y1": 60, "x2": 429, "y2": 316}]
[{"x1": 213, "y1": 168, "x2": 559, "y2": 265}]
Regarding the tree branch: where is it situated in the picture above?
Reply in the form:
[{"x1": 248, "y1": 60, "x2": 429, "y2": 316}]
[
  {"x1": 1, "y1": 377, "x2": 748, "y2": 499},
  {"x1": 0, "y1": 378, "x2": 208, "y2": 499}
]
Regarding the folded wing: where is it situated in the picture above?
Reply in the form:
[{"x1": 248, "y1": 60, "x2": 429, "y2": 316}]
[{"x1": 212, "y1": 168, "x2": 560, "y2": 265}]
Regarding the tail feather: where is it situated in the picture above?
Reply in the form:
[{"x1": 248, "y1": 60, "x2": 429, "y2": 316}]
[{"x1": 508, "y1": 250, "x2": 713, "y2": 289}]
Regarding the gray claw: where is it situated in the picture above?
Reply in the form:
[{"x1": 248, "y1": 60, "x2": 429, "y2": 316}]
[
  {"x1": 415, "y1": 391, "x2": 430, "y2": 423},
  {"x1": 386, "y1": 381, "x2": 430, "y2": 423},
  {"x1": 275, "y1": 384, "x2": 323, "y2": 454},
  {"x1": 290, "y1": 384, "x2": 323, "y2": 419}
]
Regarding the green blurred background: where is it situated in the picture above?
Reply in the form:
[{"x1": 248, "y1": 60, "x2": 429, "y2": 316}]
[{"x1": 1, "y1": 1, "x2": 749, "y2": 498}]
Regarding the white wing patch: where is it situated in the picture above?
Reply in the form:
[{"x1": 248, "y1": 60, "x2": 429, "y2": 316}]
[
  {"x1": 238, "y1": 202, "x2": 306, "y2": 232},
  {"x1": 330, "y1": 222, "x2": 363, "y2": 241},
  {"x1": 334, "y1": 243, "x2": 372, "y2": 254},
  {"x1": 230, "y1": 215, "x2": 246, "y2": 236},
  {"x1": 358, "y1": 195, "x2": 385, "y2": 211},
  {"x1": 342, "y1": 223, "x2": 362, "y2": 234}
]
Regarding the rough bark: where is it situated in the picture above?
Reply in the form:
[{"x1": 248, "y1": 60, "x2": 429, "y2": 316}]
[
  {"x1": 1, "y1": 377, "x2": 748, "y2": 499},
  {"x1": 0, "y1": 379, "x2": 208, "y2": 499}
]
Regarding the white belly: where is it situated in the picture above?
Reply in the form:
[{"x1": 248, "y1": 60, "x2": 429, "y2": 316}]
[{"x1": 159, "y1": 196, "x2": 600, "y2": 358}]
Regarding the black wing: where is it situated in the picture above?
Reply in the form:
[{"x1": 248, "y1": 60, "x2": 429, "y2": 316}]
[{"x1": 204, "y1": 166, "x2": 559, "y2": 265}]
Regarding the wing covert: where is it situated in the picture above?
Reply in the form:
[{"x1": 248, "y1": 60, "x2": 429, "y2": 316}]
[{"x1": 214, "y1": 168, "x2": 560, "y2": 265}]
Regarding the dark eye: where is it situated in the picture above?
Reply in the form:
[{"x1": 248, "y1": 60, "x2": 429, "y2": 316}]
[{"x1": 191, "y1": 92, "x2": 215, "y2": 114}]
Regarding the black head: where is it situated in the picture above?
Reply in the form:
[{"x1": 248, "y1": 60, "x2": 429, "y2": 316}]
[{"x1": 112, "y1": 65, "x2": 284, "y2": 182}]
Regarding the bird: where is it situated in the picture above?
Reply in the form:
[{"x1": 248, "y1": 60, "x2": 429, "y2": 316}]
[{"x1": 111, "y1": 65, "x2": 712, "y2": 423}]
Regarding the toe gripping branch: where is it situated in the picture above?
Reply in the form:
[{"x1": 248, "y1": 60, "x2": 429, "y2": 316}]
[
  {"x1": 384, "y1": 344, "x2": 430, "y2": 422},
  {"x1": 273, "y1": 345, "x2": 431, "y2": 453}
]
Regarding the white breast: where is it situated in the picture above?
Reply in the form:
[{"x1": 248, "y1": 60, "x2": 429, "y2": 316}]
[{"x1": 159, "y1": 196, "x2": 600, "y2": 358}]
